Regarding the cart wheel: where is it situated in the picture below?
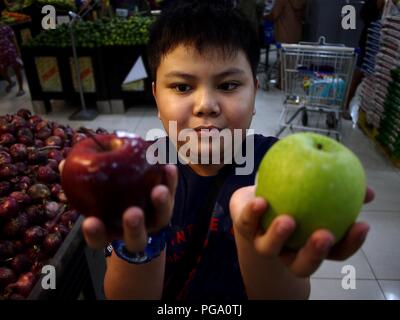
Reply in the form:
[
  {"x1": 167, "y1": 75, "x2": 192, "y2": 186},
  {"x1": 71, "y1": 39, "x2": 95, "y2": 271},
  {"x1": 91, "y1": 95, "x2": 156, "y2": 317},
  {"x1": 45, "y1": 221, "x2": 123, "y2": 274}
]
[
  {"x1": 326, "y1": 112, "x2": 338, "y2": 129},
  {"x1": 301, "y1": 110, "x2": 308, "y2": 126}
]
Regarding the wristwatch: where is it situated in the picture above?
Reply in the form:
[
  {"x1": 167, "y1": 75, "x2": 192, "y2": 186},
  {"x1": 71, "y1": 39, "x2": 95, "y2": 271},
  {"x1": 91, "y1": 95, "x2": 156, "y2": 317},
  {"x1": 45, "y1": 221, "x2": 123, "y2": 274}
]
[{"x1": 111, "y1": 227, "x2": 169, "y2": 264}]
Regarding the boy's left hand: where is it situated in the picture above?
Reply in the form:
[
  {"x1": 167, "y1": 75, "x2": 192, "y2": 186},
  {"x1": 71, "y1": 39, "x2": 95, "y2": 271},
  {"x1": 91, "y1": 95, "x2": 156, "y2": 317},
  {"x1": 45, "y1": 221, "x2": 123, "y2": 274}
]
[{"x1": 230, "y1": 186, "x2": 374, "y2": 278}]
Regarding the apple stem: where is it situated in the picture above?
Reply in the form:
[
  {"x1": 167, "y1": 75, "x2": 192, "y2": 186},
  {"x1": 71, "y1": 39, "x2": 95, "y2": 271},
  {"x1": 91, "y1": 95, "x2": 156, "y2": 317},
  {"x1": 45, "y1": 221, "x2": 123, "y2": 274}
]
[
  {"x1": 317, "y1": 144, "x2": 323, "y2": 150},
  {"x1": 80, "y1": 127, "x2": 107, "y2": 151}
]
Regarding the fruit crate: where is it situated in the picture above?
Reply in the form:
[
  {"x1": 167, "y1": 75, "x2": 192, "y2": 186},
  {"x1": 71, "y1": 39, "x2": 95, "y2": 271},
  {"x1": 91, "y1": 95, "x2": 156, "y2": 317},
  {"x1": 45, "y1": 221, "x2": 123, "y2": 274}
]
[
  {"x1": 27, "y1": 216, "x2": 97, "y2": 300},
  {"x1": 21, "y1": 45, "x2": 109, "y2": 113},
  {"x1": 101, "y1": 45, "x2": 154, "y2": 111}
]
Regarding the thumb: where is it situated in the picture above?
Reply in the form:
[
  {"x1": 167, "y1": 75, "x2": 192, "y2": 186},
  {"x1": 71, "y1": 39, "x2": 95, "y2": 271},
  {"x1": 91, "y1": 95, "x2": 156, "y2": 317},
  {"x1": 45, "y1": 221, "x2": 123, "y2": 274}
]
[{"x1": 58, "y1": 159, "x2": 65, "y2": 174}]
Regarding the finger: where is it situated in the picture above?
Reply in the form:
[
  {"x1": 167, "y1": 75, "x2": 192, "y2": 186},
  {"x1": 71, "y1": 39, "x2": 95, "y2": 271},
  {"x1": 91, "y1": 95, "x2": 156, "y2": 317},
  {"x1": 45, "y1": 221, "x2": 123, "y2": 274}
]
[
  {"x1": 82, "y1": 217, "x2": 108, "y2": 250},
  {"x1": 164, "y1": 164, "x2": 178, "y2": 198},
  {"x1": 230, "y1": 186, "x2": 257, "y2": 223},
  {"x1": 364, "y1": 187, "x2": 375, "y2": 204},
  {"x1": 289, "y1": 230, "x2": 335, "y2": 278},
  {"x1": 149, "y1": 184, "x2": 173, "y2": 231},
  {"x1": 122, "y1": 207, "x2": 148, "y2": 253},
  {"x1": 327, "y1": 222, "x2": 370, "y2": 261},
  {"x1": 230, "y1": 186, "x2": 266, "y2": 240},
  {"x1": 58, "y1": 159, "x2": 65, "y2": 174},
  {"x1": 253, "y1": 215, "x2": 296, "y2": 257}
]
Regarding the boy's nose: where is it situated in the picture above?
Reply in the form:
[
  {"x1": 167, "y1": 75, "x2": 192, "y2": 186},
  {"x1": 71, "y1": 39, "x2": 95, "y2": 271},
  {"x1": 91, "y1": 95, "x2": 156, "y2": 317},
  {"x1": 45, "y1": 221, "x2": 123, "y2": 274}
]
[{"x1": 193, "y1": 90, "x2": 221, "y2": 117}]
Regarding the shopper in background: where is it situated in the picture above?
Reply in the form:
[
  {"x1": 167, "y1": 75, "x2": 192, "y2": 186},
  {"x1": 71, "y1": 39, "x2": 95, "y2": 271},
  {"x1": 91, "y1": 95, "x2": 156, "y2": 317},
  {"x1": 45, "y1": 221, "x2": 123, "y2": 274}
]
[
  {"x1": 237, "y1": 0, "x2": 265, "y2": 42},
  {"x1": 344, "y1": 0, "x2": 386, "y2": 119},
  {"x1": 0, "y1": 22, "x2": 25, "y2": 97},
  {"x1": 66, "y1": 0, "x2": 373, "y2": 300},
  {"x1": 264, "y1": 0, "x2": 307, "y2": 44},
  {"x1": 263, "y1": 0, "x2": 306, "y2": 89}
]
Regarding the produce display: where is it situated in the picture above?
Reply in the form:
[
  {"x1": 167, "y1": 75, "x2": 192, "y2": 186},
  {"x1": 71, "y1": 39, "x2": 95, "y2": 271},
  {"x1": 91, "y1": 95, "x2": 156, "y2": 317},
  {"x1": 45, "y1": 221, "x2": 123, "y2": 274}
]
[
  {"x1": 61, "y1": 134, "x2": 166, "y2": 237},
  {"x1": 0, "y1": 11, "x2": 31, "y2": 25},
  {"x1": 6, "y1": 0, "x2": 75, "y2": 12},
  {"x1": 35, "y1": 0, "x2": 76, "y2": 11},
  {"x1": 0, "y1": 109, "x2": 109, "y2": 300},
  {"x1": 256, "y1": 132, "x2": 366, "y2": 250},
  {"x1": 3, "y1": 0, "x2": 33, "y2": 13},
  {"x1": 377, "y1": 68, "x2": 400, "y2": 158},
  {"x1": 359, "y1": 14, "x2": 400, "y2": 164},
  {"x1": 26, "y1": 16, "x2": 154, "y2": 48}
]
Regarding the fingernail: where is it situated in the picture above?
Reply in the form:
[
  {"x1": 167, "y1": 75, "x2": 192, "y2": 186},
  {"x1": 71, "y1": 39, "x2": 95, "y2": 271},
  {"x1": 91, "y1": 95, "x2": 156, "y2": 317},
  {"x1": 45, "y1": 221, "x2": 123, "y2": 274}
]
[
  {"x1": 161, "y1": 191, "x2": 168, "y2": 203},
  {"x1": 129, "y1": 215, "x2": 141, "y2": 228},
  {"x1": 315, "y1": 240, "x2": 332, "y2": 252},
  {"x1": 277, "y1": 222, "x2": 291, "y2": 235},
  {"x1": 89, "y1": 227, "x2": 99, "y2": 237}
]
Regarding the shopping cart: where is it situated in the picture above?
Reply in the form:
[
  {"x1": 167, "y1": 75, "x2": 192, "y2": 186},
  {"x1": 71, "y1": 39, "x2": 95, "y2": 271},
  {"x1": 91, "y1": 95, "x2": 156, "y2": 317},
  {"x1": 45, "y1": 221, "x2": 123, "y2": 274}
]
[{"x1": 276, "y1": 37, "x2": 358, "y2": 140}]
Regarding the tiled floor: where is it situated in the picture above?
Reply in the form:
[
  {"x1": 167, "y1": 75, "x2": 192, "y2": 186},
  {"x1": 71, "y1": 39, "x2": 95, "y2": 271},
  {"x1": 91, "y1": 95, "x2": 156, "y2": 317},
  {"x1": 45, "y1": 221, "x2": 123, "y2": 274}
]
[{"x1": 1, "y1": 69, "x2": 399, "y2": 300}]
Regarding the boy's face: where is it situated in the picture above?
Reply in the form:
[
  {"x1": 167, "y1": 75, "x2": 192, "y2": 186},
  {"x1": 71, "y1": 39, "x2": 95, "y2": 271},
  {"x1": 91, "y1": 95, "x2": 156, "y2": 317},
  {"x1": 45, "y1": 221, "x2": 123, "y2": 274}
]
[{"x1": 153, "y1": 44, "x2": 257, "y2": 169}]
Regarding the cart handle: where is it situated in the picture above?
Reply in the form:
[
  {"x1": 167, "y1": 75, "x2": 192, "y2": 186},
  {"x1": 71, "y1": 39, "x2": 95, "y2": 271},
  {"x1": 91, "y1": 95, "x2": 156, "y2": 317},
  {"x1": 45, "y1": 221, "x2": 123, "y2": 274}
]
[
  {"x1": 299, "y1": 36, "x2": 345, "y2": 47},
  {"x1": 277, "y1": 36, "x2": 358, "y2": 54}
]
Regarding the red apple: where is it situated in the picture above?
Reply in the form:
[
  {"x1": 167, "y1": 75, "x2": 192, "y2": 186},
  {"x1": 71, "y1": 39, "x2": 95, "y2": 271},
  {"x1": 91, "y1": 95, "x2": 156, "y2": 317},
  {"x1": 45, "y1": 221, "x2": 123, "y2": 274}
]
[
  {"x1": 45, "y1": 136, "x2": 63, "y2": 148},
  {"x1": 10, "y1": 143, "x2": 28, "y2": 161},
  {"x1": 17, "y1": 109, "x2": 32, "y2": 120},
  {"x1": 52, "y1": 127, "x2": 66, "y2": 140},
  {"x1": 61, "y1": 134, "x2": 166, "y2": 236},
  {"x1": 0, "y1": 151, "x2": 12, "y2": 165},
  {"x1": 6, "y1": 272, "x2": 37, "y2": 297},
  {"x1": 0, "y1": 181, "x2": 11, "y2": 196},
  {"x1": 0, "y1": 267, "x2": 17, "y2": 289},
  {"x1": 0, "y1": 133, "x2": 16, "y2": 146},
  {"x1": 48, "y1": 149, "x2": 63, "y2": 163}
]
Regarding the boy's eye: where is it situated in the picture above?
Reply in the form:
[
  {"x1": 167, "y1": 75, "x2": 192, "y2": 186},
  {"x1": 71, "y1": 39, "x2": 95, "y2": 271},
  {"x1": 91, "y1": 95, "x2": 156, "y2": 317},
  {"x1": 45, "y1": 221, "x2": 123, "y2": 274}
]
[
  {"x1": 173, "y1": 84, "x2": 192, "y2": 93},
  {"x1": 218, "y1": 82, "x2": 240, "y2": 91}
]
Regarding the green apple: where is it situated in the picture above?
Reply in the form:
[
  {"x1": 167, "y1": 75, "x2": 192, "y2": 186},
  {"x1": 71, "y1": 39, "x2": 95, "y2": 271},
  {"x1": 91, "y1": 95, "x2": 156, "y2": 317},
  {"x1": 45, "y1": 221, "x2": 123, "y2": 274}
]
[{"x1": 255, "y1": 132, "x2": 366, "y2": 250}]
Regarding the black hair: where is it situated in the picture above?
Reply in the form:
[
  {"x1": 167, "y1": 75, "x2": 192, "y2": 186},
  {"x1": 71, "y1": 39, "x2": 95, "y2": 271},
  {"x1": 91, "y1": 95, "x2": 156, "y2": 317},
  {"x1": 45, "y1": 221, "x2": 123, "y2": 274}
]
[{"x1": 147, "y1": 0, "x2": 260, "y2": 81}]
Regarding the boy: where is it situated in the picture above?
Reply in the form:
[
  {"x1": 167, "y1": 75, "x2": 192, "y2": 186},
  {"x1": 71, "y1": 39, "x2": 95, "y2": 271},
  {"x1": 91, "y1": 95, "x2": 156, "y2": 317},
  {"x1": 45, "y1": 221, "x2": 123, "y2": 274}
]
[{"x1": 74, "y1": 1, "x2": 373, "y2": 300}]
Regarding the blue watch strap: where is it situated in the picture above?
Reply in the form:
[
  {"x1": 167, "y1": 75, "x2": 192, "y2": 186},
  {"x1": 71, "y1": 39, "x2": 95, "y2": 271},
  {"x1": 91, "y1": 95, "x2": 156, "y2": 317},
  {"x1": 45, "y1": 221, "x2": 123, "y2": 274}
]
[{"x1": 110, "y1": 227, "x2": 169, "y2": 264}]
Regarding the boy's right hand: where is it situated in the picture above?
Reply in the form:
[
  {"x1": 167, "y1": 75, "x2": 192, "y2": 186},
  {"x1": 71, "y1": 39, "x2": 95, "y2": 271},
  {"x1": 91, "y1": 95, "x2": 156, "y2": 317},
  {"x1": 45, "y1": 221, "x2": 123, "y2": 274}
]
[{"x1": 59, "y1": 160, "x2": 178, "y2": 252}]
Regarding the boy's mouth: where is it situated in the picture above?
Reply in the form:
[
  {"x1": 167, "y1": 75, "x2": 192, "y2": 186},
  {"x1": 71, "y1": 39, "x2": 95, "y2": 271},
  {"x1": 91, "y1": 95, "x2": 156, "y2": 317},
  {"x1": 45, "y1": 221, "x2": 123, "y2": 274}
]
[
  {"x1": 193, "y1": 125, "x2": 223, "y2": 132},
  {"x1": 194, "y1": 126, "x2": 224, "y2": 138}
]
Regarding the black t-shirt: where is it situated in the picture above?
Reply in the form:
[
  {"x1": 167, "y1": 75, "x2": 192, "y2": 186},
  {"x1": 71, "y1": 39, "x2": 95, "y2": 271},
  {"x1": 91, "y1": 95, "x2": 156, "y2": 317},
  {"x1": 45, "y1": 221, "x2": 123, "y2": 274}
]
[{"x1": 163, "y1": 134, "x2": 277, "y2": 300}]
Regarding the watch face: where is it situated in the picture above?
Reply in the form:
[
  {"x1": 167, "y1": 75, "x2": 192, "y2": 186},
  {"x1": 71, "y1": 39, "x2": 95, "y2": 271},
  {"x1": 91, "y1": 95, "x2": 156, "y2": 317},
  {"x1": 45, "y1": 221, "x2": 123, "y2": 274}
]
[
  {"x1": 122, "y1": 247, "x2": 148, "y2": 264},
  {"x1": 111, "y1": 228, "x2": 168, "y2": 264}
]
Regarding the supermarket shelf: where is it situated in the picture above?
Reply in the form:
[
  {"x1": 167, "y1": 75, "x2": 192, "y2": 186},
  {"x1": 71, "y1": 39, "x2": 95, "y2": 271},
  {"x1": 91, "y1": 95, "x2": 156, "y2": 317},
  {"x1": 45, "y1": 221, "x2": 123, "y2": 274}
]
[{"x1": 358, "y1": 110, "x2": 400, "y2": 168}]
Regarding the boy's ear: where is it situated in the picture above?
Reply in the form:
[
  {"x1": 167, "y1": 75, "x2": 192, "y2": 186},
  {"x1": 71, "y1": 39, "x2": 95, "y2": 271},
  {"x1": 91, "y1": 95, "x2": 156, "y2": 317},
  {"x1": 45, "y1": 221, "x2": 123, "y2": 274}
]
[
  {"x1": 152, "y1": 82, "x2": 161, "y2": 119},
  {"x1": 152, "y1": 81, "x2": 157, "y2": 98},
  {"x1": 255, "y1": 78, "x2": 260, "y2": 91}
]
